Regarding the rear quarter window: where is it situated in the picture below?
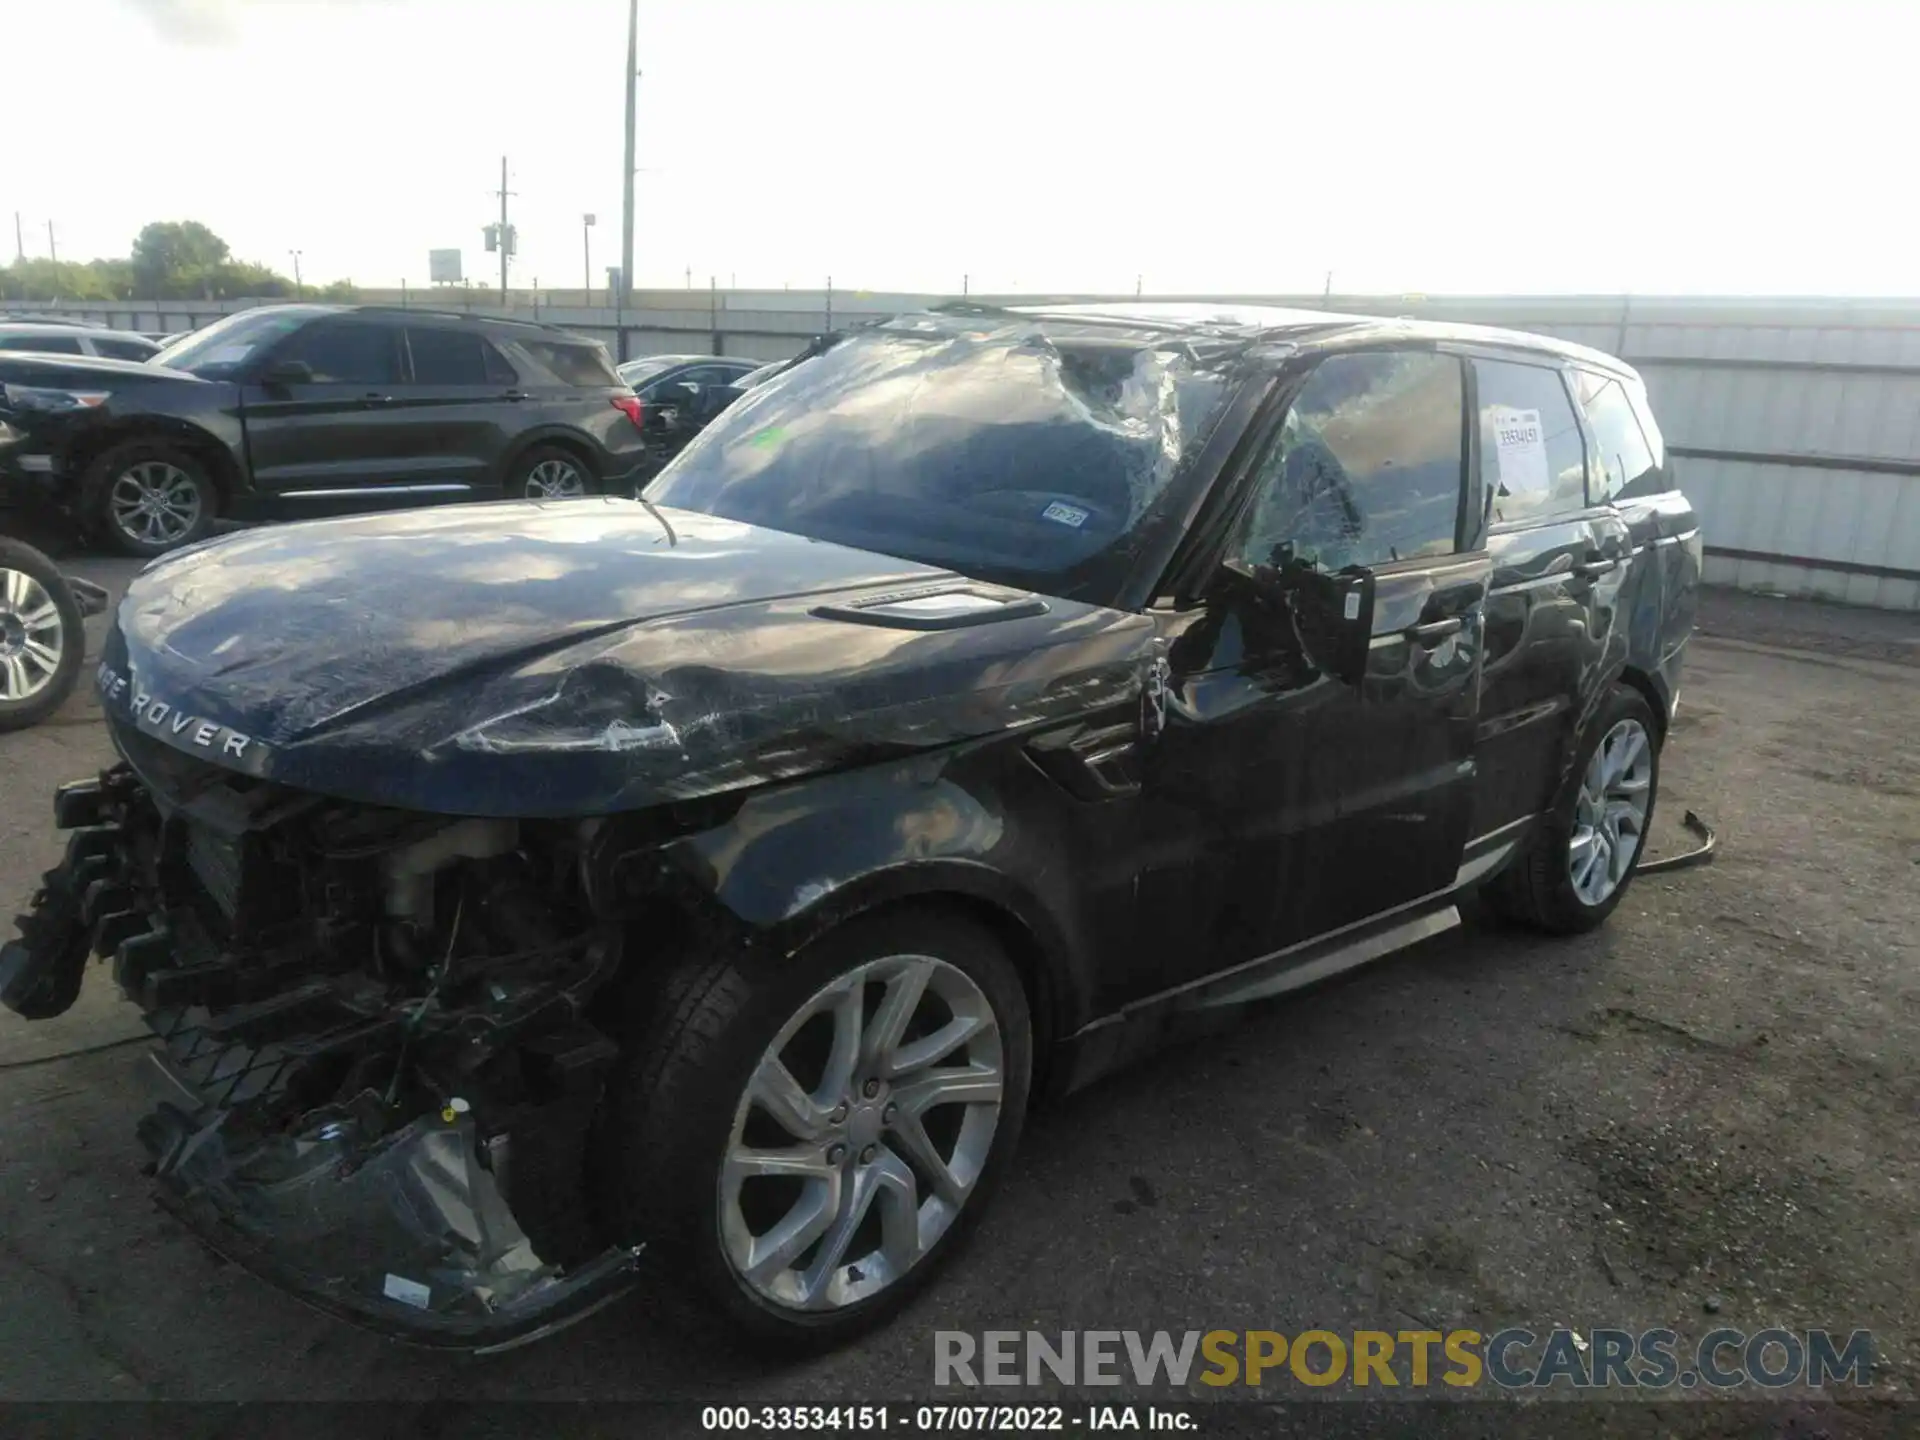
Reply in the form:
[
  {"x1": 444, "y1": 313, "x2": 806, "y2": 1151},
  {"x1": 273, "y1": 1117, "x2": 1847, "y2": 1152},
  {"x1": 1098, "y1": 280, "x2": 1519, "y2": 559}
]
[{"x1": 505, "y1": 338, "x2": 620, "y2": 388}]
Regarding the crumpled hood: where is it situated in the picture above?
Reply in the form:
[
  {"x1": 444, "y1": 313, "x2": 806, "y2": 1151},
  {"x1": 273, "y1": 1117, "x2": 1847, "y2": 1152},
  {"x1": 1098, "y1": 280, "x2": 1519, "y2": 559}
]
[{"x1": 98, "y1": 499, "x2": 1156, "y2": 815}]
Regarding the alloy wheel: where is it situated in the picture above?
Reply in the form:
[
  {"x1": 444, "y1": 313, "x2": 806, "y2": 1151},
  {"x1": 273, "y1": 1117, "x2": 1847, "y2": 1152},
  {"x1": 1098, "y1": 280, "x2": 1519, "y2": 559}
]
[
  {"x1": 110, "y1": 462, "x2": 202, "y2": 547},
  {"x1": 0, "y1": 566, "x2": 66, "y2": 703},
  {"x1": 719, "y1": 954, "x2": 1005, "y2": 1313},
  {"x1": 1569, "y1": 717, "x2": 1654, "y2": 906},
  {"x1": 524, "y1": 458, "x2": 586, "y2": 499}
]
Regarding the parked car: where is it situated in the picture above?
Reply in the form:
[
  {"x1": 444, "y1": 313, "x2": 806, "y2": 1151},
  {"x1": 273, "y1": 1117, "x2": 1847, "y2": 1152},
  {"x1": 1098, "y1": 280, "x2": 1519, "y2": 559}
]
[
  {"x1": 0, "y1": 305, "x2": 648, "y2": 556},
  {"x1": 0, "y1": 322, "x2": 161, "y2": 363},
  {"x1": 0, "y1": 535, "x2": 109, "y2": 730},
  {"x1": 617, "y1": 353, "x2": 762, "y2": 474},
  {"x1": 0, "y1": 304, "x2": 1697, "y2": 1353}
]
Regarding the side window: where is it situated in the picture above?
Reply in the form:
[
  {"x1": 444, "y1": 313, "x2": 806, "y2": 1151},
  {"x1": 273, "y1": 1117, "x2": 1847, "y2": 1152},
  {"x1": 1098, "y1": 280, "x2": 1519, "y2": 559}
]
[
  {"x1": 507, "y1": 339, "x2": 620, "y2": 388},
  {"x1": 0, "y1": 334, "x2": 84, "y2": 354},
  {"x1": 1574, "y1": 370, "x2": 1660, "y2": 502},
  {"x1": 276, "y1": 321, "x2": 399, "y2": 385},
  {"x1": 406, "y1": 327, "x2": 492, "y2": 385},
  {"x1": 1236, "y1": 350, "x2": 1465, "y2": 573},
  {"x1": 483, "y1": 342, "x2": 519, "y2": 387},
  {"x1": 94, "y1": 338, "x2": 156, "y2": 362},
  {"x1": 1473, "y1": 358, "x2": 1587, "y2": 524}
]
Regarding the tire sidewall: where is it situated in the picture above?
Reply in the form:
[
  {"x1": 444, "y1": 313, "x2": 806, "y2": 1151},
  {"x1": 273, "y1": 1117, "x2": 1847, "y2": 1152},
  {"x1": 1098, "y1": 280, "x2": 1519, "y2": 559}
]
[
  {"x1": 0, "y1": 539, "x2": 86, "y2": 731},
  {"x1": 510, "y1": 445, "x2": 596, "y2": 501},
  {"x1": 613, "y1": 907, "x2": 1033, "y2": 1349},
  {"x1": 1544, "y1": 685, "x2": 1662, "y2": 927},
  {"x1": 90, "y1": 442, "x2": 217, "y2": 558}
]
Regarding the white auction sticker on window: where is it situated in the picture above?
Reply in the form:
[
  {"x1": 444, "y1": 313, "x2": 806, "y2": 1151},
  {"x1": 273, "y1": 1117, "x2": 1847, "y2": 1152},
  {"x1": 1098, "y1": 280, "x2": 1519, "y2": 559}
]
[
  {"x1": 1041, "y1": 500, "x2": 1090, "y2": 528},
  {"x1": 1489, "y1": 405, "x2": 1550, "y2": 495}
]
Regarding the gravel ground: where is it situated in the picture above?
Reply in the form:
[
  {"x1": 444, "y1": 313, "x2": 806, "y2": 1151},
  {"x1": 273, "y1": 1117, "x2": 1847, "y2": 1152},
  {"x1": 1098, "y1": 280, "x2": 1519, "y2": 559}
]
[{"x1": 1, "y1": 547, "x2": 1916, "y2": 1433}]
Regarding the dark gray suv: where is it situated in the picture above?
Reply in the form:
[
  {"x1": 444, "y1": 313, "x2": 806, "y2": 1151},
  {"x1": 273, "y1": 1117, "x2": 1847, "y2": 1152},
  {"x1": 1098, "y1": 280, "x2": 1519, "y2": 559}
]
[{"x1": 0, "y1": 305, "x2": 649, "y2": 556}]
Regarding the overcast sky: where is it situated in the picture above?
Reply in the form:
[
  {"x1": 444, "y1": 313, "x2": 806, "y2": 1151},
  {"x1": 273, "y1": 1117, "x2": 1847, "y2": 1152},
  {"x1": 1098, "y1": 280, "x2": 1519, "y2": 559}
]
[{"x1": 8, "y1": 0, "x2": 1916, "y2": 296}]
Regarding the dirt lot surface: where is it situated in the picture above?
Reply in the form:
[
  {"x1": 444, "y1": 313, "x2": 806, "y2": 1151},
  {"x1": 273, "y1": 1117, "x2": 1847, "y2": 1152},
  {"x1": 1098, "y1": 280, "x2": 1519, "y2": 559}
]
[{"x1": 1, "y1": 548, "x2": 1916, "y2": 1432}]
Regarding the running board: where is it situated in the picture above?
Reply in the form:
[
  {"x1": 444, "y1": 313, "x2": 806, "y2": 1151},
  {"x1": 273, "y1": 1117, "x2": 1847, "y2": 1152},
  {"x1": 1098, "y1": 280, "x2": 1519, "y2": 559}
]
[{"x1": 1185, "y1": 905, "x2": 1461, "y2": 1010}]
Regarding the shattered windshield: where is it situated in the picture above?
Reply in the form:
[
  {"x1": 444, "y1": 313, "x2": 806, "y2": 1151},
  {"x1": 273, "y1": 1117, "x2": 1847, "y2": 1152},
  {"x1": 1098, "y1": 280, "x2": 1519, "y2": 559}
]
[{"x1": 645, "y1": 315, "x2": 1238, "y2": 599}]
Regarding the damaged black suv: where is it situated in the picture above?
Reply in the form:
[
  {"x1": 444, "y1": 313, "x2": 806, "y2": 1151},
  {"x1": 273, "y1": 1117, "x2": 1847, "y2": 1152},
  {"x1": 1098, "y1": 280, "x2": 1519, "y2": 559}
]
[{"x1": 0, "y1": 304, "x2": 1698, "y2": 1352}]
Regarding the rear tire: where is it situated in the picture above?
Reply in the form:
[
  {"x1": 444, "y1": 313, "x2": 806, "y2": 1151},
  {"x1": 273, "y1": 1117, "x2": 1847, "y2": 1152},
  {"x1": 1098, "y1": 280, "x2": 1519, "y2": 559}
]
[
  {"x1": 1485, "y1": 684, "x2": 1661, "y2": 934},
  {"x1": 88, "y1": 441, "x2": 218, "y2": 557},
  {"x1": 602, "y1": 906, "x2": 1032, "y2": 1351},
  {"x1": 0, "y1": 539, "x2": 86, "y2": 732},
  {"x1": 509, "y1": 445, "x2": 595, "y2": 500}
]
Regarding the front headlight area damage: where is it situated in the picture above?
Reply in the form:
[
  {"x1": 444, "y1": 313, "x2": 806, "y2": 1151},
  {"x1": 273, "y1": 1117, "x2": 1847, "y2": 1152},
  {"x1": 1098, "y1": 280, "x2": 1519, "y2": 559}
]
[{"x1": 0, "y1": 758, "x2": 648, "y2": 1351}]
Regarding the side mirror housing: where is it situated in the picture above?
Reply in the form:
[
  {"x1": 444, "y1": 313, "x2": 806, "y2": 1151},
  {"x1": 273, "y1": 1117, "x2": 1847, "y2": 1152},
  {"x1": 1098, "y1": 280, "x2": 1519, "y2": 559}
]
[
  {"x1": 1233, "y1": 558, "x2": 1376, "y2": 686},
  {"x1": 257, "y1": 358, "x2": 314, "y2": 387}
]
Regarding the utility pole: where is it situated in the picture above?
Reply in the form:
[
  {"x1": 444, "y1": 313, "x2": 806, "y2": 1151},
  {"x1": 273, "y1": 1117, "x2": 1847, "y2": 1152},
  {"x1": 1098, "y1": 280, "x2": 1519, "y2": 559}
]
[
  {"x1": 620, "y1": 0, "x2": 638, "y2": 305},
  {"x1": 1322, "y1": 269, "x2": 1333, "y2": 306},
  {"x1": 497, "y1": 155, "x2": 514, "y2": 298},
  {"x1": 13, "y1": 212, "x2": 22, "y2": 263},
  {"x1": 290, "y1": 250, "x2": 303, "y2": 291},
  {"x1": 582, "y1": 213, "x2": 595, "y2": 300},
  {"x1": 46, "y1": 220, "x2": 57, "y2": 265}
]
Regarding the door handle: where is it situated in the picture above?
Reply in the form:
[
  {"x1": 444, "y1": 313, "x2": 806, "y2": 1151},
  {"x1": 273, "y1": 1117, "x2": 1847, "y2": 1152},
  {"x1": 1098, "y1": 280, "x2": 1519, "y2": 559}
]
[
  {"x1": 1573, "y1": 556, "x2": 1620, "y2": 579},
  {"x1": 361, "y1": 392, "x2": 395, "y2": 405},
  {"x1": 1407, "y1": 617, "x2": 1463, "y2": 645},
  {"x1": 498, "y1": 390, "x2": 528, "y2": 402}
]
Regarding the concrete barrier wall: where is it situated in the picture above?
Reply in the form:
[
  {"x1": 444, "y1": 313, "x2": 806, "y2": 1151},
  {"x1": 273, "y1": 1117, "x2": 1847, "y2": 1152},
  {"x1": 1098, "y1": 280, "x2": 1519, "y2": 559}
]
[{"x1": 12, "y1": 292, "x2": 1918, "y2": 611}]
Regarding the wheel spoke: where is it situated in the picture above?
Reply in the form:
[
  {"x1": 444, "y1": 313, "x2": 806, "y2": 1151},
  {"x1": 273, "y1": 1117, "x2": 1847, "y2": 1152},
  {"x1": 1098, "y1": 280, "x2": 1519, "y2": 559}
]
[
  {"x1": 862, "y1": 958, "x2": 934, "y2": 1075},
  {"x1": 2, "y1": 568, "x2": 27, "y2": 607},
  {"x1": 741, "y1": 1177, "x2": 838, "y2": 1285},
  {"x1": 820, "y1": 980, "x2": 865, "y2": 1100},
  {"x1": 22, "y1": 637, "x2": 61, "y2": 670},
  {"x1": 18, "y1": 601, "x2": 60, "y2": 633},
  {"x1": 0, "y1": 654, "x2": 32, "y2": 699},
  {"x1": 890, "y1": 1013, "x2": 987, "y2": 1077},
  {"x1": 800, "y1": 1162, "x2": 884, "y2": 1305},
  {"x1": 885, "y1": 1106, "x2": 969, "y2": 1206},
  {"x1": 870, "y1": 1146, "x2": 923, "y2": 1276},
  {"x1": 728, "y1": 1143, "x2": 834, "y2": 1181},
  {"x1": 751, "y1": 1056, "x2": 831, "y2": 1142},
  {"x1": 893, "y1": 1062, "x2": 1003, "y2": 1115}
]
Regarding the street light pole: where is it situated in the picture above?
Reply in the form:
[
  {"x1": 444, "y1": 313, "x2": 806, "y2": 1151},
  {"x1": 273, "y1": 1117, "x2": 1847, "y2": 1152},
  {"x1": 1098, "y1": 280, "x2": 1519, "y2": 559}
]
[
  {"x1": 289, "y1": 250, "x2": 303, "y2": 292},
  {"x1": 620, "y1": 0, "x2": 637, "y2": 306},
  {"x1": 583, "y1": 214, "x2": 596, "y2": 302}
]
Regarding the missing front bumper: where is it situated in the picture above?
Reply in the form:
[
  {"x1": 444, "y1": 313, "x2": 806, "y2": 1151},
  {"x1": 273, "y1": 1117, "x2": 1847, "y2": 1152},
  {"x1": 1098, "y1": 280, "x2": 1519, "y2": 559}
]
[{"x1": 142, "y1": 1100, "x2": 642, "y2": 1352}]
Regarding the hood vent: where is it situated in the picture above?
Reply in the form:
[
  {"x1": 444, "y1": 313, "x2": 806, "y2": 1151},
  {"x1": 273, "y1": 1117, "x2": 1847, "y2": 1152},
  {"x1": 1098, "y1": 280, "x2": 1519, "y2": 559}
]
[{"x1": 810, "y1": 586, "x2": 1049, "y2": 632}]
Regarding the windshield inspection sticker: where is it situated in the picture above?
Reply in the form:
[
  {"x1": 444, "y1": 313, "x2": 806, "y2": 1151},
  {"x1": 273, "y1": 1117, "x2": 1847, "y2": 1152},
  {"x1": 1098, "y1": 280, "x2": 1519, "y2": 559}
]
[
  {"x1": 1489, "y1": 406, "x2": 1550, "y2": 495},
  {"x1": 1042, "y1": 501, "x2": 1090, "y2": 528}
]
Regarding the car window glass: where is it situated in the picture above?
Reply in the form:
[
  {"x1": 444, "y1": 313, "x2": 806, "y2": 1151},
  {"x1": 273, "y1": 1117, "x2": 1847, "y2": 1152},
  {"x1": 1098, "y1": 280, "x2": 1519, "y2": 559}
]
[
  {"x1": 509, "y1": 339, "x2": 620, "y2": 387},
  {"x1": 483, "y1": 341, "x2": 519, "y2": 387},
  {"x1": 94, "y1": 338, "x2": 156, "y2": 361},
  {"x1": 407, "y1": 327, "x2": 491, "y2": 385},
  {"x1": 276, "y1": 321, "x2": 398, "y2": 385},
  {"x1": 1, "y1": 334, "x2": 84, "y2": 354},
  {"x1": 1236, "y1": 350, "x2": 1465, "y2": 573},
  {"x1": 1623, "y1": 378, "x2": 1667, "y2": 470},
  {"x1": 1575, "y1": 370, "x2": 1660, "y2": 502},
  {"x1": 1473, "y1": 358, "x2": 1587, "y2": 524}
]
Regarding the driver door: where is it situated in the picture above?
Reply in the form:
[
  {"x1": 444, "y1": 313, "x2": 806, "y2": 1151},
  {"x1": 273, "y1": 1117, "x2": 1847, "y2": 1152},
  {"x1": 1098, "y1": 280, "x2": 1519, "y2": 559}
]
[{"x1": 1128, "y1": 348, "x2": 1490, "y2": 993}]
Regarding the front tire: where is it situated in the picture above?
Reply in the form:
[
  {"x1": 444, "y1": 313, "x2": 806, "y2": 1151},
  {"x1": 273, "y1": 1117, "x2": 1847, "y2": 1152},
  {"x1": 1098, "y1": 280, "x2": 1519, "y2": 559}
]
[
  {"x1": 605, "y1": 907, "x2": 1032, "y2": 1350},
  {"x1": 1486, "y1": 683, "x2": 1661, "y2": 934},
  {"x1": 89, "y1": 441, "x2": 218, "y2": 557},
  {"x1": 0, "y1": 539, "x2": 85, "y2": 732}
]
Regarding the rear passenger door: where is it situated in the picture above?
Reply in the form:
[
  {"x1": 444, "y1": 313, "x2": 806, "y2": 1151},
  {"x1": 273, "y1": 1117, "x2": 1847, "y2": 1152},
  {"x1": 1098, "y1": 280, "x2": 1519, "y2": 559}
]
[
  {"x1": 395, "y1": 324, "x2": 525, "y2": 497},
  {"x1": 1469, "y1": 354, "x2": 1632, "y2": 841}
]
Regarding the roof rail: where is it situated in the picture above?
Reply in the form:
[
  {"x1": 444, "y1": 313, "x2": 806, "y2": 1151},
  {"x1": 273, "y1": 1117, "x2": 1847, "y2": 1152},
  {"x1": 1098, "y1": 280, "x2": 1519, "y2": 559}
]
[{"x1": 347, "y1": 304, "x2": 568, "y2": 332}]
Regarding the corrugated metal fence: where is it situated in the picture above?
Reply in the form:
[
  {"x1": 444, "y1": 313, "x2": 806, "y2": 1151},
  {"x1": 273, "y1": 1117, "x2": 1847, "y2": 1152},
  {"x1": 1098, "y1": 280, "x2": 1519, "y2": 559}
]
[{"x1": 12, "y1": 292, "x2": 1919, "y2": 610}]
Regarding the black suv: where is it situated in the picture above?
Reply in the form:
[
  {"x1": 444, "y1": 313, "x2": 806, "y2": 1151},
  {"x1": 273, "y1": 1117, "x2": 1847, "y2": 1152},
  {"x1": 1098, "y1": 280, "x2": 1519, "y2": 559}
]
[
  {"x1": 0, "y1": 304, "x2": 1697, "y2": 1352},
  {"x1": 617, "y1": 353, "x2": 763, "y2": 476},
  {"x1": 0, "y1": 304, "x2": 647, "y2": 556}
]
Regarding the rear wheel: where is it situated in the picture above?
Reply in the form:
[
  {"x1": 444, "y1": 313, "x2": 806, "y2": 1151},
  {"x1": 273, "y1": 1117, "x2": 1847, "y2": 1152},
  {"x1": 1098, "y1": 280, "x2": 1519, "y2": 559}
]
[
  {"x1": 89, "y1": 441, "x2": 217, "y2": 557},
  {"x1": 510, "y1": 445, "x2": 594, "y2": 500},
  {"x1": 1486, "y1": 684, "x2": 1661, "y2": 934},
  {"x1": 0, "y1": 539, "x2": 85, "y2": 732},
  {"x1": 604, "y1": 907, "x2": 1032, "y2": 1349}
]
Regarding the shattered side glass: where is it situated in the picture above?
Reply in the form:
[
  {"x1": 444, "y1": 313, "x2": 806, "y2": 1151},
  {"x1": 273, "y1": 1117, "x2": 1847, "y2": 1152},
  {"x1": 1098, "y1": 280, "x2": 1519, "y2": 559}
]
[{"x1": 647, "y1": 315, "x2": 1239, "y2": 600}]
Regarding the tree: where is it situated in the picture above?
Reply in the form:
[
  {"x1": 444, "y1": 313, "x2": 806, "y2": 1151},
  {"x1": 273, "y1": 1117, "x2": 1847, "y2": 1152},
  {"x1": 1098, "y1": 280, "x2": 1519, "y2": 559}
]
[{"x1": 130, "y1": 220, "x2": 231, "y2": 299}]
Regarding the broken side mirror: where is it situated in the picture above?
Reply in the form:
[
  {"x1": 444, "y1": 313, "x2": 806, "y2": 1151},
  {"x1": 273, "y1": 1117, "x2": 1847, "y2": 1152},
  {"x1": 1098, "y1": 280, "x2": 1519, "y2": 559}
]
[{"x1": 1236, "y1": 554, "x2": 1375, "y2": 686}]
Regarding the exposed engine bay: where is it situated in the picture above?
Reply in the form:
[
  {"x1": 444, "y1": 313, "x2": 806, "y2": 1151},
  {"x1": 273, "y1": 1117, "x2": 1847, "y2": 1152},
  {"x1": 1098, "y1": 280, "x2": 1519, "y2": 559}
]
[{"x1": 0, "y1": 729, "x2": 650, "y2": 1349}]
